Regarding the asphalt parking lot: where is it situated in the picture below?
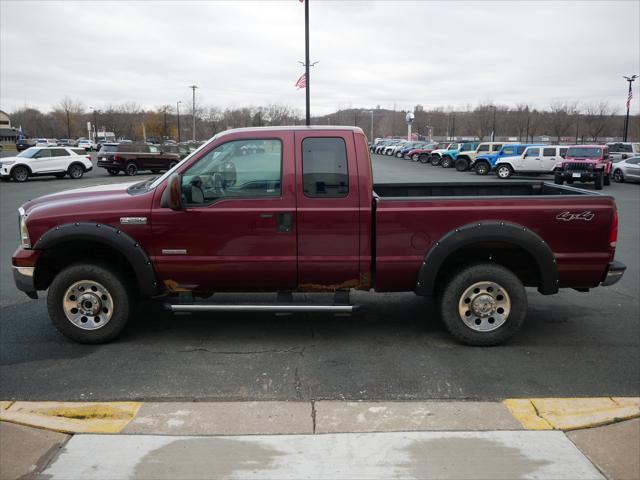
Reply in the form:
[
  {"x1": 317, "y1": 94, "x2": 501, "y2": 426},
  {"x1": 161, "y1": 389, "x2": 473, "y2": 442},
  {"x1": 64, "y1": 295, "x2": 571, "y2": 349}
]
[{"x1": 0, "y1": 152, "x2": 638, "y2": 401}]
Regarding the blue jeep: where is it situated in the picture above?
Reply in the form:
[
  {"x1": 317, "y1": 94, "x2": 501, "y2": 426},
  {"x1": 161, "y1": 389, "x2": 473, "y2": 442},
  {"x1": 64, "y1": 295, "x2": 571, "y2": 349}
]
[{"x1": 473, "y1": 144, "x2": 545, "y2": 175}]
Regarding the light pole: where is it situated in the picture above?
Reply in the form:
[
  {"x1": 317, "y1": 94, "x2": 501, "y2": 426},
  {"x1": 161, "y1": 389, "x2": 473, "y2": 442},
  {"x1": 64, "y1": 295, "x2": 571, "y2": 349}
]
[
  {"x1": 89, "y1": 107, "x2": 98, "y2": 145},
  {"x1": 176, "y1": 101, "x2": 182, "y2": 143},
  {"x1": 623, "y1": 75, "x2": 638, "y2": 141},
  {"x1": 491, "y1": 106, "x2": 496, "y2": 141},
  {"x1": 188, "y1": 84, "x2": 198, "y2": 141}
]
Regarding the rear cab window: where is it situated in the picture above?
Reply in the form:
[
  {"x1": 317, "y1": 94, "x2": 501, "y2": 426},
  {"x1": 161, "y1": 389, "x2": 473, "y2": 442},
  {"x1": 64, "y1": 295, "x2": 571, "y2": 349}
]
[{"x1": 302, "y1": 137, "x2": 348, "y2": 198}]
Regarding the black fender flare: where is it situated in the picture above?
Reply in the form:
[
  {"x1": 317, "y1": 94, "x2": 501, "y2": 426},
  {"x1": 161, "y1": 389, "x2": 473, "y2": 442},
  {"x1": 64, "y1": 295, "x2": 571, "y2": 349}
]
[
  {"x1": 34, "y1": 222, "x2": 160, "y2": 297},
  {"x1": 416, "y1": 221, "x2": 559, "y2": 296}
]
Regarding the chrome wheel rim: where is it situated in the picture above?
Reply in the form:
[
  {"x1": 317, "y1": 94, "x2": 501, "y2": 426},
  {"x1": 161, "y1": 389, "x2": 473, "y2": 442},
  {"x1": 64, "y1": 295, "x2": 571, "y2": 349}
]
[
  {"x1": 497, "y1": 167, "x2": 510, "y2": 178},
  {"x1": 458, "y1": 281, "x2": 511, "y2": 332},
  {"x1": 63, "y1": 280, "x2": 114, "y2": 330},
  {"x1": 614, "y1": 170, "x2": 622, "y2": 182}
]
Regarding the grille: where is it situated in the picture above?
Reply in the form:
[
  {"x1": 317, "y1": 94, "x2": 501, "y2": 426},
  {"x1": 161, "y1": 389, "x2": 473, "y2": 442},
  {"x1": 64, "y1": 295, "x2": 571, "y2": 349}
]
[{"x1": 564, "y1": 162, "x2": 593, "y2": 171}]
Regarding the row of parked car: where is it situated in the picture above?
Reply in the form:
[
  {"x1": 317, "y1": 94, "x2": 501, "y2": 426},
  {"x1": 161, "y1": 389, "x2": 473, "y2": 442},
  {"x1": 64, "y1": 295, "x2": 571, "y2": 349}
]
[
  {"x1": 1, "y1": 140, "x2": 205, "y2": 182},
  {"x1": 370, "y1": 139, "x2": 640, "y2": 188}
]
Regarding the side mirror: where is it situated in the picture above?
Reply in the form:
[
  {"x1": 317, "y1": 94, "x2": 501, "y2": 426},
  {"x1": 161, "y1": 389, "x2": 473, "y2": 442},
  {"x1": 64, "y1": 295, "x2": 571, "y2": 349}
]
[{"x1": 161, "y1": 173, "x2": 182, "y2": 210}]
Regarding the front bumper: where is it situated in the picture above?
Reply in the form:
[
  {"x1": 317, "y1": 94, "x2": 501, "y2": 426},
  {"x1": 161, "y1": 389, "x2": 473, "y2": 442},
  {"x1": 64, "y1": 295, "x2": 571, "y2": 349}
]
[
  {"x1": 558, "y1": 171, "x2": 599, "y2": 181},
  {"x1": 601, "y1": 260, "x2": 626, "y2": 287},
  {"x1": 12, "y1": 265, "x2": 37, "y2": 299}
]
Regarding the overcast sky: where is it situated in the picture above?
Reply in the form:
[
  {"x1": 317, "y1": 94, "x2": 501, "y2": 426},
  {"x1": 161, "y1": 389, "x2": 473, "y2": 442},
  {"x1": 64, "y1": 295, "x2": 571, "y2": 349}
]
[{"x1": 1, "y1": 0, "x2": 639, "y2": 115}]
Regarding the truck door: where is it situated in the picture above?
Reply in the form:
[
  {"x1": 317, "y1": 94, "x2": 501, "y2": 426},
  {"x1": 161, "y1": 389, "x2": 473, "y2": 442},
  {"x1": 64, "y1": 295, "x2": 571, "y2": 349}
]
[
  {"x1": 521, "y1": 147, "x2": 541, "y2": 171},
  {"x1": 294, "y1": 131, "x2": 361, "y2": 290},
  {"x1": 541, "y1": 147, "x2": 559, "y2": 172},
  {"x1": 150, "y1": 133, "x2": 297, "y2": 291}
]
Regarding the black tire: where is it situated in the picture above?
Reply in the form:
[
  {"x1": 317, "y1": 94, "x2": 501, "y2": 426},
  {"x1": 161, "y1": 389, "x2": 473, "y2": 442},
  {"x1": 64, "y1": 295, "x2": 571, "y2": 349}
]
[
  {"x1": 68, "y1": 163, "x2": 84, "y2": 179},
  {"x1": 441, "y1": 156, "x2": 453, "y2": 168},
  {"x1": 11, "y1": 165, "x2": 29, "y2": 182},
  {"x1": 613, "y1": 169, "x2": 624, "y2": 183},
  {"x1": 604, "y1": 173, "x2": 611, "y2": 186},
  {"x1": 412, "y1": 154, "x2": 419, "y2": 162},
  {"x1": 475, "y1": 161, "x2": 490, "y2": 175},
  {"x1": 430, "y1": 156, "x2": 441, "y2": 166},
  {"x1": 125, "y1": 162, "x2": 138, "y2": 176},
  {"x1": 439, "y1": 263, "x2": 527, "y2": 346},
  {"x1": 151, "y1": 169, "x2": 161, "y2": 174},
  {"x1": 594, "y1": 171, "x2": 603, "y2": 190},
  {"x1": 554, "y1": 171, "x2": 563, "y2": 185},
  {"x1": 47, "y1": 263, "x2": 134, "y2": 344},
  {"x1": 455, "y1": 158, "x2": 469, "y2": 171},
  {"x1": 566, "y1": 177, "x2": 573, "y2": 185},
  {"x1": 107, "y1": 168, "x2": 119, "y2": 176},
  {"x1": 419, "y1": 154, "x2": 429, "y2": 164},
  {"x1": 496, "y1": 164, "x2": 513, "y2": 179}
]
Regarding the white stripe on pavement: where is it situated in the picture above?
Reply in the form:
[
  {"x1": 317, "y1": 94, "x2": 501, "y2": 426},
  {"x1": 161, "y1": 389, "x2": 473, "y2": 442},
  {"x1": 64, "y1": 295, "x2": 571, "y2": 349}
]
[{"x1": 41, "y1": 431, "x2": 604, "y2": 480}]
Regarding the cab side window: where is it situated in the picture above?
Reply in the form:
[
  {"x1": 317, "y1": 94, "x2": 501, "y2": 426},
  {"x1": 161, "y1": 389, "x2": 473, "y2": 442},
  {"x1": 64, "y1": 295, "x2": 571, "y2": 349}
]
[
  {"x1": 181, "y1": 139, "x2": 282, "y2": 205},
  {"x1": 51, "y1": 149, "x2": 69, "y2": 157},
  {"x1": 492, "y1": 144, "x2": 503, "y2": 151},
  {"x1": 477, "y1": 144, "x2": 490, "y2": 152},
  {"x1": 543, "y1": 148, "x2": 557, "y2": 157},
  {"x1": 302, "y1": 137, "x2": 348, "y2": 198},
  {"x1": 34, "y1": 149, "x2": 52, "y2": 159},
  {"x1": 526, "y1": 147, "x2": 540, "y2": 157}
]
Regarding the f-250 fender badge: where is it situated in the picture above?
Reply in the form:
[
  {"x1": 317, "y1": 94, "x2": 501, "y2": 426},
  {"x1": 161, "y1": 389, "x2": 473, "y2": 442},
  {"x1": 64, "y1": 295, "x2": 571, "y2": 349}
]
[
  {"x1": 120, "y1": 217, "x2": 148, "y2": 225},
  {"x1": 556, "y1": 211, "x2": 595, "y2": 222}
]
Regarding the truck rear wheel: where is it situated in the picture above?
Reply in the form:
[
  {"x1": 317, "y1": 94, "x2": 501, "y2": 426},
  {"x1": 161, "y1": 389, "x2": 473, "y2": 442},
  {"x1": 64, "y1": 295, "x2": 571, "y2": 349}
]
[
  {"x1": 439, "y1": 263, "x2": 527, "y2": 346},
  {"x1": 125, "y1": 162, "x2": 138, "y2": 176},
  {"x1": 430, "y1": 156, "x2": 441, "y2": 166},
  {"x1": 604, "y1": 173, "x2": 611, "y2": 186},
  {"x1": 455, "y1": 159, "x2": 469, "y2": 171},
  {"x1": 47, "y1": 263, "x2": 134, "y2": 344},
  {"x1": 441, "y1": 156, "x2": 453, "y2": 168},
  {"x1": 594, "y1": 172, "x2": 603, "y2": 190}
]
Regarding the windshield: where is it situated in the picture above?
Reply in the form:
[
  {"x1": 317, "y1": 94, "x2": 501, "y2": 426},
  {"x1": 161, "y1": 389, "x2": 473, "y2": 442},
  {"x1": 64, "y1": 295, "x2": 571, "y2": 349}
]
[
  {"x1": 17, "y1": 148, "x2": 39, "y2": 158},
  {"x1": 566, "y1": 147, "x2": 602, "y2": 158},
  {"x1": 99, "y1": 145, "x2": 118, "y2": 153},
  {"x1": 607, "y1": 143, "x2": 633, "y2": 153}
]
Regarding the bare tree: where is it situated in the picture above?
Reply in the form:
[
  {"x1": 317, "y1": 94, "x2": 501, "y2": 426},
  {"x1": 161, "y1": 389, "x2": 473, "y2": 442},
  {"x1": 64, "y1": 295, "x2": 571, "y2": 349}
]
[
  {"x1": 54, "y1": 97, "x2": 84, "y2": 138},
  {"x1": 548, "y1": 101, "x2": 578, "y2": 143},
  {"x1": 584, "y1": 102, "x2": 614, "y2": 142}
]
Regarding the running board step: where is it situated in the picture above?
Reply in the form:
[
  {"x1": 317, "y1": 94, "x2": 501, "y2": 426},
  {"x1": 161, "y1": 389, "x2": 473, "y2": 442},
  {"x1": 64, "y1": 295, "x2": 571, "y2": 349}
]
[{"x1": 164, "y1": 304, "x2": 358, "y2": 313}]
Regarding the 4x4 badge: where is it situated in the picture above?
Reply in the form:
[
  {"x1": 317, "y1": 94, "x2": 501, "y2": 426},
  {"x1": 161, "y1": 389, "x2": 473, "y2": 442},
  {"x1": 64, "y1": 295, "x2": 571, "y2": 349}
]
[{"x1": 556, "y1": 211, "x2": 595, "y2": 222}]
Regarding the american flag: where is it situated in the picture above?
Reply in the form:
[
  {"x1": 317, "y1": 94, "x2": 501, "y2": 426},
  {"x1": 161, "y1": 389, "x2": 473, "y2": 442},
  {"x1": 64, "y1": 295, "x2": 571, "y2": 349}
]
[
  {"x1": 627, "y1": 88, "x2": 633, "y2": 109},
  {"x1": 294, "y1": 73, "x2": 307, "y2": 89}
]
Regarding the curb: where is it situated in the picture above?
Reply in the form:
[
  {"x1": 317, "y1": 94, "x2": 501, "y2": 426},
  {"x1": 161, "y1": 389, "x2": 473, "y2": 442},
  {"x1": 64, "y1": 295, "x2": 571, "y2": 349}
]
[
  {"x1": 1, "y1": 398, "x2": 638, "y2": 435},
  {"x1": 0, "y1": 401, "x2": 141, "y2": 434},
  {"x1": 504, "y1": 397, "x2": 640, "y2": 431}
]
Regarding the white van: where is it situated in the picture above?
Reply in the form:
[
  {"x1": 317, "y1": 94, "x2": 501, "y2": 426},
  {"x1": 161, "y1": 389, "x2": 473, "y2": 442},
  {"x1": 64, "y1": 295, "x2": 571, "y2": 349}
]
[{"x1": 495, "y1": 145, "x2": 568, "y2": 179}]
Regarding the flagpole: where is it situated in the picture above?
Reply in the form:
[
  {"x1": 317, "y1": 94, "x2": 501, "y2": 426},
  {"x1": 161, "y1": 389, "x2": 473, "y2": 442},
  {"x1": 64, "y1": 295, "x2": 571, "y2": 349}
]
[{"x1": 305, "y1": 0, "x2": 310, "y2": 126}]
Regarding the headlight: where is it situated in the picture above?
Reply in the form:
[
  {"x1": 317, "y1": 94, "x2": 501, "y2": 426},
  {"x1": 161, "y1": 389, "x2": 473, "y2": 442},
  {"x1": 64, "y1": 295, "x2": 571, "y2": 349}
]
[
  {"x1": 2, "y1": 160, "x2": 15, "y2": 166},
  {"x1": 18, "y1": 207, "x2": 31, "y2": 249}
]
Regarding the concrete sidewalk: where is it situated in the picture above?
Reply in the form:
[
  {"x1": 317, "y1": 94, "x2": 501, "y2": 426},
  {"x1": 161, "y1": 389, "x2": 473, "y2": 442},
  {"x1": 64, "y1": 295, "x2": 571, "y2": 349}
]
[{"x1": 1, "y1": 400, "x2": 638, "y2": 479}]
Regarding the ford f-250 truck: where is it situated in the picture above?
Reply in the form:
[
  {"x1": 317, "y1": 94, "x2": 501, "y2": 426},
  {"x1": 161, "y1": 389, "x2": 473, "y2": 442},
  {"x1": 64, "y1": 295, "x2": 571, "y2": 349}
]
[{"x1": 12, "y1": 127, "x2": 626, "y2": 346}]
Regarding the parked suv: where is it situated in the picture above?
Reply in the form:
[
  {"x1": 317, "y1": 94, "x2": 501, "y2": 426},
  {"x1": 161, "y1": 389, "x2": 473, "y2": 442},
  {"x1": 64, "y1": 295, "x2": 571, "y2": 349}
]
[
  {"x1": 495, "y1": 145, "x2": 567, "y2": 179},
  {"x1": 455, "y1": 142, "x2": 507, "y2": 172},
  {"x1": 0, "y1": 147, "x2": 92, "y2": 182},
  {"x1": 97, "y1": 143, "x2": 181, "y2": 176},
  {"x1": 607, "y1": 142, "x2": 640, "y2": 162},
  {"x1": 554, "y1": 145, "x2": 612, "y2": 190},
  {"x1": 15, "y1": 139, "x2": 35, "y2": 152},
  {"x1": 440, "y1": 142, "x2": 480, "y2": 168},
  {"x1": 474, "y1": 144, "x2": 542, "y2": 175},
  {"x1": 96, "y1": 143, "x2": 120, "y2": 174}
]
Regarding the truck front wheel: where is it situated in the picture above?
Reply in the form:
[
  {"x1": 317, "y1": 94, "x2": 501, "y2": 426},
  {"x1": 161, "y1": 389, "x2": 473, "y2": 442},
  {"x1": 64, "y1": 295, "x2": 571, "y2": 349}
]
[
  {"x1": 47, "y1": 263, "x2": 134, "y2": 343},
  {"x1": 441, "y1": 157, "x2": 453, "y2": 168},
  {"x1": 455, "y1": 158, "x2": 469, "y2": 171},
  {"x1": 440, "y1": 263, "x2": 527, "y2": 346},
  {"x1": 475, "y1": 162, "x2": 490, "y2": 175},
  {"x1": 603, "y1": 173, "x2": 611, "y2": 186}
]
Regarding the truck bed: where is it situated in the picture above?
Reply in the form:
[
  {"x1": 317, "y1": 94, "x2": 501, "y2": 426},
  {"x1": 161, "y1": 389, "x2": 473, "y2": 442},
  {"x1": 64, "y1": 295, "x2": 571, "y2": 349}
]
[
  {"x1": 373, "y1": 181, "x2": 594, "y2": 198},
  {"x1": 372, "y1": 181, "x2": 615, "y2": 292}
]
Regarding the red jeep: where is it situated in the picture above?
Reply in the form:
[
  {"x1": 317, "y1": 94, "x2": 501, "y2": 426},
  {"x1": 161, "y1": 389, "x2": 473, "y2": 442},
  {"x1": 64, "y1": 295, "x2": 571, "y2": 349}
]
[{"x1": 554, "y1": 145, "x2": 612, "y2": 190}]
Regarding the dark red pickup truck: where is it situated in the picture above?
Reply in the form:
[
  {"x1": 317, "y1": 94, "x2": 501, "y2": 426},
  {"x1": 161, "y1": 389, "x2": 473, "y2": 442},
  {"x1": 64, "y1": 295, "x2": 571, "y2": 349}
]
[{"x1": 12, "y1": 127, "x2": 625, "y2": 346}]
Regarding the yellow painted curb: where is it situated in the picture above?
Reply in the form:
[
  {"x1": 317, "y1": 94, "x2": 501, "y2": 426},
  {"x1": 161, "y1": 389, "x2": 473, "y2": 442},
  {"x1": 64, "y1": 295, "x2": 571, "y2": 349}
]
[
  {"x1": 503, "y1": 399, "x2": 553, "y2": 430},
  {"x1": 0, "y1": 401, "x2": 14, "y2": 411},
  {"x1": 504, "y1": 397, "x2": 640, "y2": 431},
  {"x1": 0, "y1": 401, "x2": 142, "y2": 434}
]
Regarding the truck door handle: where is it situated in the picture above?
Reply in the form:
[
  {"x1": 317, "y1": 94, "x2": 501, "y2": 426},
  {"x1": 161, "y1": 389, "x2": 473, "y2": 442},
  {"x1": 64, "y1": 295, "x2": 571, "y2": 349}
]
[
  {"x1": 259, "y1": 213, "x2": 273, "y2": 219},
  {"x1": 277, "y1": 213, "x2": 292, "y2": 233}
]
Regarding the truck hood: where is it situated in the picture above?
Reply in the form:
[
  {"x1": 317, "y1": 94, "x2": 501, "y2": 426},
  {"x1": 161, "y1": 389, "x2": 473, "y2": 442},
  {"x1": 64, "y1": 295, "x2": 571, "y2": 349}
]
[{"x1": 24, "y1": 181, "x2": 142, "y2": 214}]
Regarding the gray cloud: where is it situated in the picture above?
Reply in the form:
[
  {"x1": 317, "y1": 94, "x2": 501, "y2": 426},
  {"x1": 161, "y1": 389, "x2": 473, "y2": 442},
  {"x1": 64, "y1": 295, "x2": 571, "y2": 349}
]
[{"x1": 1, "y1": 0, "x2": 638, "y2": 115}]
